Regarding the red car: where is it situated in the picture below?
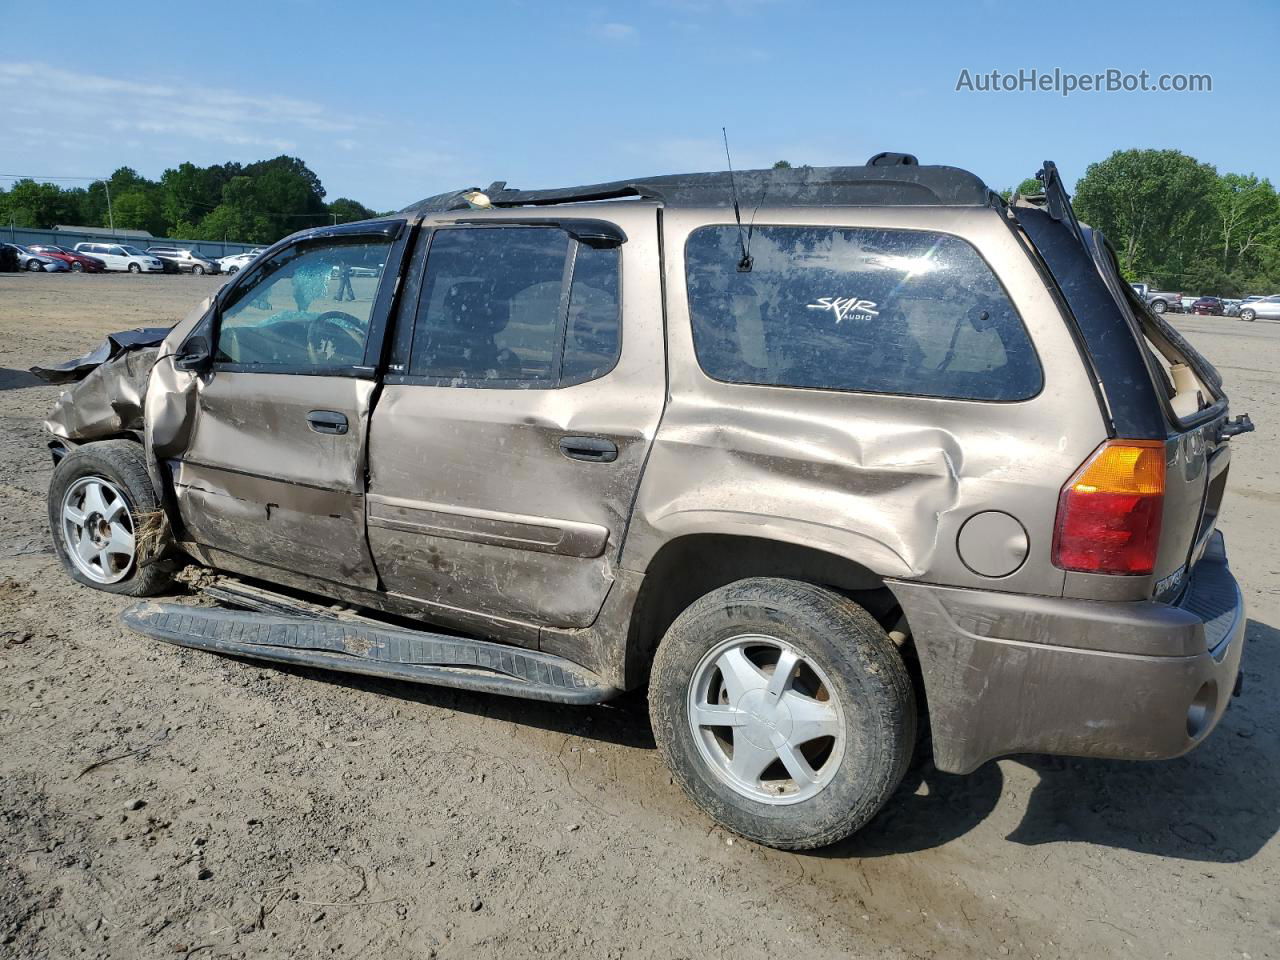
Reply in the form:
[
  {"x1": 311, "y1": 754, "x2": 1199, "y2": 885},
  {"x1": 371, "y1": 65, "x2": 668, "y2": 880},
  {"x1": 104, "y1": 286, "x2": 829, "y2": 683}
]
[
  {"x1": 1191, "y1": 296, "x2": 1224, "y2": 316},
  {"x1": 26, "y1": 244, "x2": 106, "y2": 273}
]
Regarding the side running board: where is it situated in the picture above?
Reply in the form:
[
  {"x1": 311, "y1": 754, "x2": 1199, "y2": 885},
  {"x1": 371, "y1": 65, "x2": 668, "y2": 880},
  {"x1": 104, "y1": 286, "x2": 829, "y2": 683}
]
[{"x1": 121, "y1": 601, "x2": 619, "y2": 705}]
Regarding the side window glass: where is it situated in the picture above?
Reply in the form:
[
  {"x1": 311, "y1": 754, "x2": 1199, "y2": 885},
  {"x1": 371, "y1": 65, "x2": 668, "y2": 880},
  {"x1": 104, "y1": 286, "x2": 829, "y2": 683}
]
[
  {"x1": 409, "y1": 228, "x2": 570, "y2": 382},
  {"x1": 561, "y1": 244, "x2": 620, "y2": 386},
  {"x1": 215, "y1": 238, "x2": 391, "y2": 370},
  {"x1": 685, "y1": 226, "x2": 1042, "y2": 402}
]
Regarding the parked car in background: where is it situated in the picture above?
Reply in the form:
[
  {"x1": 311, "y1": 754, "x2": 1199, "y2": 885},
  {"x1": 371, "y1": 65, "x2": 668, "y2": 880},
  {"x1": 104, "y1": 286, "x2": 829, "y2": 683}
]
[
  {"x1": 11, "y1": 244, "x2": 71, "y2": 272},
  {"x1": 146, "y1": 246, "x2": 221, "y2": 275},
  {"x1": 1180, "y1": 296, "x2": 1197, "y2": 312},
  {"x1": 1238, "y1": 295, "x2": 1280, "y2": 322},
  {"x1": 26, "y1": 244, "x2": 106, "y2": 273},
  {"x1": 1227, "y1": 295, "x2": 1264, "y2": 318},
  {"x1": 1130, "y1": 283, "x2": 1183, "y2": 314},
  {"x1": 1191, "y1": 296, "x2": 1224, "y2": 316},
  {"x1": 73, "y1": 242, "x2": 165, "y2": 273},
  {"x1": 217, "y1": 249, "x2": 267, "y2": 274}
]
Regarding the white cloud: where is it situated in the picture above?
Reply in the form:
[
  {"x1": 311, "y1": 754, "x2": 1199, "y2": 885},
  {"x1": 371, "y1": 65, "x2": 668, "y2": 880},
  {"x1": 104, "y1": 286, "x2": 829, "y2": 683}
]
[
  {"x1": 0, "y1": 61, "x2": 358, "y2": 154},
  {"x1": 592, "y1": 22, "x2": 637, "y2": 40}
]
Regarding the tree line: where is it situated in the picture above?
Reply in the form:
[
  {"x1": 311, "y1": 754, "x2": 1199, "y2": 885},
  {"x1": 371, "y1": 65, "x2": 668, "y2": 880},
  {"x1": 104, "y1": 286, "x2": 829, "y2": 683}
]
[
  {"x1": 0, "y1": 156, "x2": 381, "y2": 245},
  {"x1": 5, "y1": 149, "x2": 1277, "y2": 295},
  {"x1": 1069, "y1": 149, "x2": 1278, "y2": 297}
]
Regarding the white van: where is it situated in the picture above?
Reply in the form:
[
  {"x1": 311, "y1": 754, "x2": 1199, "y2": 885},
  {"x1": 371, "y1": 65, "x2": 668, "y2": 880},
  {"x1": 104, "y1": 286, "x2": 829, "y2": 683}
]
[{"x1": 73, "y1": 243, "x2": 165, "y2": 273}]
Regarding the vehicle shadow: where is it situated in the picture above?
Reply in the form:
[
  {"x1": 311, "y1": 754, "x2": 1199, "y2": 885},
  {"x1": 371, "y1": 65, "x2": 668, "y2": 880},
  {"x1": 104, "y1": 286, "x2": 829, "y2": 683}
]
[
  {"x1": 244, "y1": 656, "x2": 657, "y2": 751},
  {"x1": 0, "y1": 368, "x2": 44, "y2": 391},
  {"x1": 213, "y1": 600, "x2": 1277, "y2": 863}
]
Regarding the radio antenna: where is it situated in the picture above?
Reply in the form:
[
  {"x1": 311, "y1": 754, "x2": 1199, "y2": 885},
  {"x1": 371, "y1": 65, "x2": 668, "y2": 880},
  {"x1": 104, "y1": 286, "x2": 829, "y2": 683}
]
[{"x1": 722, "y1": 127, "x2": 753, "y2": 272}]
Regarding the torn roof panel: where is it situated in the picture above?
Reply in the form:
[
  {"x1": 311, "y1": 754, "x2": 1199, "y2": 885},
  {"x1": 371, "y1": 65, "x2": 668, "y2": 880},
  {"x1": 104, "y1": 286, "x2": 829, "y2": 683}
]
[{"x1": 398, "y1": 164, "x2": 997, "y2": 216}]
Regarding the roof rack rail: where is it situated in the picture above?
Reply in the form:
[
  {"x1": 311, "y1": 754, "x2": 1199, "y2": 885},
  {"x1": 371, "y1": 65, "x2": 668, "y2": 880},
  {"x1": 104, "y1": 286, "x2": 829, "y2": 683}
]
[
  {"x1": 400, "y1": 160, "x2": 997, "y2": 215},
  {"x1": 866, "y1": 152, "x2": 919, "y2": 166}
]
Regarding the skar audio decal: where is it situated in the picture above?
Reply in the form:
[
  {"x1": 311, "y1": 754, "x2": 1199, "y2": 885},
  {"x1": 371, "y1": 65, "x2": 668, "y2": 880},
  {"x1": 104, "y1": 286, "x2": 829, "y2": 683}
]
[{"x1": 806, "y1": 297, "x2": 880, "y2": 324}]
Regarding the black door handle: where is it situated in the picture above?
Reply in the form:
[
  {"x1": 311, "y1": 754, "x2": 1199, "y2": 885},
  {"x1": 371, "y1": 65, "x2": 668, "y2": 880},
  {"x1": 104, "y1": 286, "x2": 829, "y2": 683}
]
[
  {"x1": 559, "y1": 436, "x2": 618, "y2": 463},
  {"x1": 307, "y1": 410, "x2": 348, "y2": 435}
]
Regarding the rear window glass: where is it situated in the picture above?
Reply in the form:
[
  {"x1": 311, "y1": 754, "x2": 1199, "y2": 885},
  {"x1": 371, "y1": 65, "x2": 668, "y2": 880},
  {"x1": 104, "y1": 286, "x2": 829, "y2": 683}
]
[{"x1": 685, "y1": 226, "x2": 1042, "y2": 401}]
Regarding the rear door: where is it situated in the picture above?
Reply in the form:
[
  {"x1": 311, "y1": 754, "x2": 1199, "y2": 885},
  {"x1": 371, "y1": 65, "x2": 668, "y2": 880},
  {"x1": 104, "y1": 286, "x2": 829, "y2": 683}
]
[
  {"x1": 366, "y1": 212, "x2": 665, "y2": 632},
  {"x1": 171, "y1": 222, "x2": 407, "y2": 588}
]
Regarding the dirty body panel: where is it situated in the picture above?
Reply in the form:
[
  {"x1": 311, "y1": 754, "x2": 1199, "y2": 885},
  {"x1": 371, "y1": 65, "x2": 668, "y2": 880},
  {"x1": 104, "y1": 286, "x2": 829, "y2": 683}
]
[
  {"x1": 365, "y1": 204, "x2": 667, "y2": 632},
  {"x1": 627, "y1": 205, "x2": 1106, "y2": 596},
  {"x1": 894, "y1": 531, "x2": 1245, "y2": 773},
  {"x1": 169, "y1": 373, "x2": 379, "y2": 587},
  {"x1": 148, "y1": 224, "x2": 407, "y2": 590}
]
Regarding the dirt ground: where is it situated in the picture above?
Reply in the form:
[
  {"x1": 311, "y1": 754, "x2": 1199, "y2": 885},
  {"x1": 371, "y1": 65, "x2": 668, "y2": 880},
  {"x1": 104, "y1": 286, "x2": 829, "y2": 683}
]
[{"x1": 1, "y1": 272, "x2": 1276, "y2": 960}]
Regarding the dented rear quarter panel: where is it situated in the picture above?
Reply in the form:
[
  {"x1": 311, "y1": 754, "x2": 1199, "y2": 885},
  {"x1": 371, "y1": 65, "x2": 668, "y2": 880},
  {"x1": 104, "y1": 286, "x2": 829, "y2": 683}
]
[{"x1": 628, "y1": 206, "x2": 1109, "y2": 597}]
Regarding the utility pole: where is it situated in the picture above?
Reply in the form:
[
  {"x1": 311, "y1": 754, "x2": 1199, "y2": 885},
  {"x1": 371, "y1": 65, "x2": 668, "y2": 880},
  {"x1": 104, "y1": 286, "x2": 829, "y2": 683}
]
[{"x1": 97, "y1": 178, "x2": 115, "y2": 235}]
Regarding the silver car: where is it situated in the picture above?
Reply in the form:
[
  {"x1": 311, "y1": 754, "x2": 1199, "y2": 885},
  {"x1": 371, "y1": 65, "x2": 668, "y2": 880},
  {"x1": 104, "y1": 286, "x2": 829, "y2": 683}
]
[
  {"x1": 146, "y1": 246, "x2": 221, "y2": 275},
  {"x1": 10, "y1": 244, "x2": 71, "y2": 272},
  {"x1": 1238, "y1": 295, "x2": 1280, "y2": 321}
]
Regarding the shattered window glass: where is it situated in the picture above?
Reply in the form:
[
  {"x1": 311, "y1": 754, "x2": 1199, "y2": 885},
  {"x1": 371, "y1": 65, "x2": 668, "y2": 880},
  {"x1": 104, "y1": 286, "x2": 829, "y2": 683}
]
[
  {"x1": 684, "y1": 226, "x2": 1042, "y2": 402},
  {"x1": 215, "y1": 238, "x2": 391, "y2": 369},
  {"x1": 409, "y1": 227, "x2": 620, "y2": 386}
]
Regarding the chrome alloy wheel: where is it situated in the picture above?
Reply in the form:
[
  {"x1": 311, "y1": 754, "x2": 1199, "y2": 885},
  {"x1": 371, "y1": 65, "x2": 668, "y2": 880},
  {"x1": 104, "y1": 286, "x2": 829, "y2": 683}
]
[
  {"x1": 60, "y1": 477, "x2": 136, "y2": 584},
  {"x1": 687, "y1": 634, "x2": 845, "y2": 805}
]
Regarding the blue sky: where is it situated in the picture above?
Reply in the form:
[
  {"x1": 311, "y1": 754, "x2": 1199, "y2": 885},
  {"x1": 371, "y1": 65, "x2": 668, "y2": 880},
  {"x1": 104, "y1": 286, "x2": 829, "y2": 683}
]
[{"x1": 2, "y1": 0, "x2": 1276, "y2": 211}]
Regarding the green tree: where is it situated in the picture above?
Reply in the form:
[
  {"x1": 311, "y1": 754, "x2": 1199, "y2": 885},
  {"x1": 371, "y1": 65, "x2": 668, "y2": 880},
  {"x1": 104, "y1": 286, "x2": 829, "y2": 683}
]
[
  {"x1": 1073, "y1": 149, "x2": 1219, "y2": 287},
  {"x1": 0, "y1": 179, "x2": 82, "y2": 228},
  {"x1": 111, "y1": 190, "x2": 167, "y2": 235},
  {"x1": 1214, "y1": 173, "x2": 1278, "y2": 274},
  {"x1": 772, "y1": 160, "x2": 792, "y2": 170},
  {"x1": 328, "y1": 198, "x2": 377, "y2": 224}
]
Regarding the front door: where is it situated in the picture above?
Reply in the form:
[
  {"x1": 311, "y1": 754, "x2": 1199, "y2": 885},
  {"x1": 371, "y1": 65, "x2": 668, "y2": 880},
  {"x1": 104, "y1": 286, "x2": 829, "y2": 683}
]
[
  {"x1": 366, "y1": 214, "x2": 665, "y2": 631},
  {"x1": 172, "y1": 226, "x2": 403, "y2": 588}
]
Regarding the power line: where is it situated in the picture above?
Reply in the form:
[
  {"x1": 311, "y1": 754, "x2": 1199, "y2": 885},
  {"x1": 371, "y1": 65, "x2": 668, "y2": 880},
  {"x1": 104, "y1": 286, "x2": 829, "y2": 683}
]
[{"x1": 0, "y1": 173, "x2": 111, "y2": 182}]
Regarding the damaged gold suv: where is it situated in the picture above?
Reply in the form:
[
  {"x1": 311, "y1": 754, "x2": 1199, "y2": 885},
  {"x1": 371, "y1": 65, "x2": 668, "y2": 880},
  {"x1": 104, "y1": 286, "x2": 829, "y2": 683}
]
[{"x1": 40, "y1": 158, "x2": 1252, "y2": 849}]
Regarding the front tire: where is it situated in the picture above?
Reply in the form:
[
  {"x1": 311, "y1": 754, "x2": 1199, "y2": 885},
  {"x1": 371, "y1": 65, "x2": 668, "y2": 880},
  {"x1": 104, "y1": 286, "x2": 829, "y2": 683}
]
[
  {"x1": 48, "y1": 441, "x2": 173, "y2": 596},
  {"x1": 1241, "y1": 309, "x2": 1256, "y2": 322},
  {"x1": 649, "y1": 578, "x2": 916, "y2": 850},
  {"x1": 27, "y1": 260, "x2": 43, "y2": 272},
  {"x1": 128, "y1": 262, "x2": 141, "y2": 274},
  {"x1": 71, "y1": 261, "x2": 84, "y2": 272},
  {"x1": 192, "y1": 265, "x2": 205, "y2": 275}
]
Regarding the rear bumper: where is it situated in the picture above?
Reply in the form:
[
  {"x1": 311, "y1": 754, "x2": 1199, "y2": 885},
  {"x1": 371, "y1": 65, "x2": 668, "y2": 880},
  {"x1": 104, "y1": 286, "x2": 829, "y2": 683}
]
[{"x1": 891, "y1": 532, "x2": 1245, "y2": 774}]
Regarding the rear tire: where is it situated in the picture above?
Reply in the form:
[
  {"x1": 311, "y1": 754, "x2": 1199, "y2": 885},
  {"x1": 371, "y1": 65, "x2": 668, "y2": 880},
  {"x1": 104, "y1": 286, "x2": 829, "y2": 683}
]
[
  {"x1": 48, "y1": 441, "x2": 173, "y2": 597},
  {"x1": 649, "y1": 578, "x2": 916, "y2": 850},
  {"x1": 1151, "y1": 299, "x2": 1167, "y2": 314}
]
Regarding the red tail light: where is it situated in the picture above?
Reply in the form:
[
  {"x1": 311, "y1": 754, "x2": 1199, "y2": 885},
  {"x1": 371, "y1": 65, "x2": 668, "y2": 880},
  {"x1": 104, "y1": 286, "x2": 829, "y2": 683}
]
[{"x1": 1051, "y1": 440, "x2": 1165, "y2": 575}]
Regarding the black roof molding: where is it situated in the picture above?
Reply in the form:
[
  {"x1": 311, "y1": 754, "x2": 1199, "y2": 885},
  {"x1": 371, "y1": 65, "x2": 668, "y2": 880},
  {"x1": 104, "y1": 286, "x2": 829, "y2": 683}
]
[{"x1": 400, "y1": 162, "x2": 997, "y2": 215}]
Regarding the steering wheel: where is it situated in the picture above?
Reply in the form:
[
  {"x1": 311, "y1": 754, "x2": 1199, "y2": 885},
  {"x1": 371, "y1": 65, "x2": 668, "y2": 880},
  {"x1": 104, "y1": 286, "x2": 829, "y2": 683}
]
[{"x1": 307, "y1": 310, "x2": 365, "y2": 365}]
